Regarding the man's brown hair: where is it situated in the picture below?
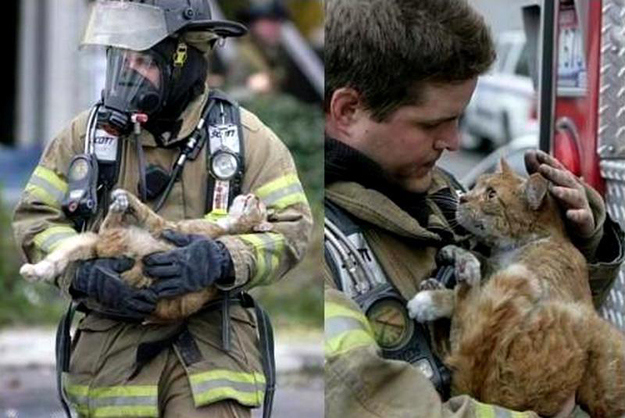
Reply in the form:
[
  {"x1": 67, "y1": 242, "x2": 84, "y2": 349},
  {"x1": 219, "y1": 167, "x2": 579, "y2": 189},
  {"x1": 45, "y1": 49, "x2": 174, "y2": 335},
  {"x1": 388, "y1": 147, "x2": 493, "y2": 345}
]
[{"x1": 325, "y1": 0, "x2": 496, "y2": 121}]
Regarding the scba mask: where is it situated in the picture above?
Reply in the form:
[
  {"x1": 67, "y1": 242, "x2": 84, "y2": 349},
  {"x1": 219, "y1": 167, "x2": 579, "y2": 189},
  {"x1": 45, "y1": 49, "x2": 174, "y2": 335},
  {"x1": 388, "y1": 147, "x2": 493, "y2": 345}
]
[
  {"x1": 102, "y1": 47, "x2": 166, "y2": 121},
  {"x1": 100, "y1": 38, "x2": 210, "y2": 137}
]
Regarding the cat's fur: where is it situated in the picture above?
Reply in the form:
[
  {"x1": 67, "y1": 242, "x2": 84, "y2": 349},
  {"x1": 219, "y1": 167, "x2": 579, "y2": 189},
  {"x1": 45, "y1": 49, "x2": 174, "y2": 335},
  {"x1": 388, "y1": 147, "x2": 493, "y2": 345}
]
[
  {"x1": 20, "y1": 189, "x2": 271, "y2": 321},
  {"x1": 407, "y1": 160, "x2": 625, "y2": 418}
]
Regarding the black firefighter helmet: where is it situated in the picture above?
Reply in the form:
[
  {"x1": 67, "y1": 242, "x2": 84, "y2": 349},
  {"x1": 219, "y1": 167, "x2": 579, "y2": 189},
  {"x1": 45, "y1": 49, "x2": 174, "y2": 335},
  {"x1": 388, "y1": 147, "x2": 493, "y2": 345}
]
[{"x1": 82, "y1": 0, "x2": 248, "y2": 52}]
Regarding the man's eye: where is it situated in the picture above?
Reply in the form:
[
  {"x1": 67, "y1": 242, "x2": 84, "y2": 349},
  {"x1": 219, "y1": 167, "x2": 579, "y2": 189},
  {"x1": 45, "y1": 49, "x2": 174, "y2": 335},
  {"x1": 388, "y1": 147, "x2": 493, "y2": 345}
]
[
  {"x1": 419, "y1": 122, "x2": 440, "y2": 130},
  {"x1": 486, "y1": 188, "x2": 497, "y2": 199}
]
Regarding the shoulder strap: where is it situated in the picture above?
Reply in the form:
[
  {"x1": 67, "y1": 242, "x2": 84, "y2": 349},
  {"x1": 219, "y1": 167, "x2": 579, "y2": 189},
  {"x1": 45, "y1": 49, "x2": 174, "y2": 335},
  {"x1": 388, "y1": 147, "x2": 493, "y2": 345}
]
[
  {"x1": 324, "y1": 199, "x2": 389, "y2": 296},
  {"x1": 204, "y1": 90, "x2": 245, "y2": 214}
]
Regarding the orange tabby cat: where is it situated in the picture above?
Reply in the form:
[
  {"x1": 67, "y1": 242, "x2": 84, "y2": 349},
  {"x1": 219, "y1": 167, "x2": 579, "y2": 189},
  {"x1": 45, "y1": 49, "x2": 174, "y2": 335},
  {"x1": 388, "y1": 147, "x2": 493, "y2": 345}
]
[
  {"x1": 20, "y1": 189, "x2": 271, "y2": 321},
  {"x1": 407, "y1": 160, "x2": 625, "y2": 418}
]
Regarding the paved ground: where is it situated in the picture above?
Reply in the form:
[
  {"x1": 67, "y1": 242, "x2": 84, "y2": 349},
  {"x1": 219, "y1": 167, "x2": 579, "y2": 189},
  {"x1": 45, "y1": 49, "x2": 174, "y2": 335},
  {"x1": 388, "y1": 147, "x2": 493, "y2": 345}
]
[{"x1": 0, "y1": 328, "x2": 323, "y2": 418}]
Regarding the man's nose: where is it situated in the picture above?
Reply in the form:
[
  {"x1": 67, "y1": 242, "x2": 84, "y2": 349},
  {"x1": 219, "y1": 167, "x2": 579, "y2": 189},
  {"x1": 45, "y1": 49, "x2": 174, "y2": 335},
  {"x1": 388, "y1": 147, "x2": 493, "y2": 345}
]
[{"x1": 435, "y1": 124, "x2": 460, "y2": 152}]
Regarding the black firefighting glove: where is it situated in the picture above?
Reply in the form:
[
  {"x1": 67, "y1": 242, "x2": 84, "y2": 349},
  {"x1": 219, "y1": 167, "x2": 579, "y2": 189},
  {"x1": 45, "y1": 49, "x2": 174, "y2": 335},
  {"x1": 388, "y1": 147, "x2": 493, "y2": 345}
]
[
  {"x1": 70, "y1": 257, "x2": 157, "y2": 319},
  {"x1": 143, "y1": 230, "x2": 234, "y2": 299}
]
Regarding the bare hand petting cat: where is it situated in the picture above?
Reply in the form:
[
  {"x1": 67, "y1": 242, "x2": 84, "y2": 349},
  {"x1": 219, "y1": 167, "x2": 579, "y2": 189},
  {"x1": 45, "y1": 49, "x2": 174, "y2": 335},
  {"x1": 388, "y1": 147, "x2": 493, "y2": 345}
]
[{"x1": 525, "y1": 150, "x2": 595, "y2": 237}]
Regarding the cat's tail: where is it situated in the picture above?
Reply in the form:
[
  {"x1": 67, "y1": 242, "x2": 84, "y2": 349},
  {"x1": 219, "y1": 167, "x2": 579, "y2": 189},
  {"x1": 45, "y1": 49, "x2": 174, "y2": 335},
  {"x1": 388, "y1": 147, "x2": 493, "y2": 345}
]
[{"x1": 577, "y1": 313, "x2": 625, "y2": 418}]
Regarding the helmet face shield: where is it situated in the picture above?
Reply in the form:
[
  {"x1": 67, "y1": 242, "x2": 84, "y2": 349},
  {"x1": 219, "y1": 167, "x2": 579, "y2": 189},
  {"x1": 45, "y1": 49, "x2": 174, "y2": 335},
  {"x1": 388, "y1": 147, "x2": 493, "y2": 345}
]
[
  {"x1": 103, "y1": 48, "x2": 167, "y2": 116},
  {"x1": 81, "y1": 2, "x2": 169, "y2": 51},
  {"x1": 81, "y1": 0, "x2": 248, "y2": 52}
]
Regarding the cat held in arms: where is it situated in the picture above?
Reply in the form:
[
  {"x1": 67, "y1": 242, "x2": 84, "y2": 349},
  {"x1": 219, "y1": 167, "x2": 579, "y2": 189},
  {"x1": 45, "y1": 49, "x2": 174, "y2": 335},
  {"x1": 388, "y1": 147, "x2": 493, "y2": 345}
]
[
  {"x1": 407, "y1": 160, "x2": 625, "y2": 418},
  {"x1": 20, "y1": 189, "x2": 272, "y2": 321}
]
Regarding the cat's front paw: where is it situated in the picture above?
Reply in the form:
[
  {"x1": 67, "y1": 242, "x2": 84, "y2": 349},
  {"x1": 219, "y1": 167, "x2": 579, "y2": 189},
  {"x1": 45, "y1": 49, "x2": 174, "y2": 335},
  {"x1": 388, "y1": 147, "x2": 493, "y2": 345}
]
[
  {"x1": 109, "y1": 189, "x2": 129, "y2": 213},
  {"x1": 407, "y1": 291, "x2": 443, "y2": 322},
  {"x1": 438, "y1": 245, "x2": 481, "y2": 287},
  {"x1": 419, "y1": 278, "x2": 445, "y2": 291},
  {"x1": 20, "y1": 261, "x2": 56, "y2": 283}
]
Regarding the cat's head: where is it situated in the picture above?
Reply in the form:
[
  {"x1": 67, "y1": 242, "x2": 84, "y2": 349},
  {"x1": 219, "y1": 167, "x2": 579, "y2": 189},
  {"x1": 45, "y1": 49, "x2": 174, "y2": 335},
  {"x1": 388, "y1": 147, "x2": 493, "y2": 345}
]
[{"x1": 456, "y1": 158, "x2": 563, "y2": 248}]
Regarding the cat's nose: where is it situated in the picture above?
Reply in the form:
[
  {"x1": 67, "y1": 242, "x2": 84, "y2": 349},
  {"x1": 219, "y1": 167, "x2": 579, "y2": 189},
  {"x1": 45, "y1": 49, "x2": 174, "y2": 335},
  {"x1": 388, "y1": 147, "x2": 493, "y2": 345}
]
[{"x1": 458, "y1": 194, "x2": 468, "y2": 204}]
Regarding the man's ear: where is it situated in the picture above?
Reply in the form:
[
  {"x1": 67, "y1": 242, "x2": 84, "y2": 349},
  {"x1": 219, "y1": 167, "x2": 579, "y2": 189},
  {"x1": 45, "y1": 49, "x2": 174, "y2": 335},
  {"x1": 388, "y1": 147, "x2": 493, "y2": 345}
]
[
  {"x1": 328, "y1": 87, "x2": 362, "y2": 130},
  {"x1": 525, "y1": 173, "x2": 549, "y2": 210}
]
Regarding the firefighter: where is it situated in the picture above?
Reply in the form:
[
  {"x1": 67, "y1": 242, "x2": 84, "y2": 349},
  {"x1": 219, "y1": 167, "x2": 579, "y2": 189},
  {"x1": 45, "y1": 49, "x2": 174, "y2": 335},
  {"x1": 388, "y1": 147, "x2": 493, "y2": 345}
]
[
  {"x1": 12, "y1": 1, "x2": 312, "y2": 417},
  {"x1": 323, "y1": 0, "x2": 624, "y2": 417}
]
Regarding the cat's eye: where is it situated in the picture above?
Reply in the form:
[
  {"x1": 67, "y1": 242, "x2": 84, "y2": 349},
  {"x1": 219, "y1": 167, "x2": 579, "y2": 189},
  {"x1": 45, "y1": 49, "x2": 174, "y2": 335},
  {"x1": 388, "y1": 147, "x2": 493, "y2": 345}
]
[{"x1": 486, "y1": 188, "x2": 497, "y2": 199}]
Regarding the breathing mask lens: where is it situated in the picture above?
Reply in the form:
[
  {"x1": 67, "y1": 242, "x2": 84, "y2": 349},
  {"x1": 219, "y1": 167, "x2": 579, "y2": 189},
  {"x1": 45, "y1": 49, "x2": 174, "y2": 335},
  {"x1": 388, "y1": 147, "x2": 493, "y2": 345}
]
[{"x1": 103, "y1": 48, "x2": 165, "y2": 116}]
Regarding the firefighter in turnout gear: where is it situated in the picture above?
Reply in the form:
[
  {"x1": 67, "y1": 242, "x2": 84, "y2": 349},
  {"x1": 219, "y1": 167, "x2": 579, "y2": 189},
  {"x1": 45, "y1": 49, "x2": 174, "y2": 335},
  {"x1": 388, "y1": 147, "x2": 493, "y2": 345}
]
[
  {"x1": 12, "y1": 1, "x2": 312, "y2": 417},
  {"x1": 323, "y1": 0, "x2": 624, "y2": 417}
]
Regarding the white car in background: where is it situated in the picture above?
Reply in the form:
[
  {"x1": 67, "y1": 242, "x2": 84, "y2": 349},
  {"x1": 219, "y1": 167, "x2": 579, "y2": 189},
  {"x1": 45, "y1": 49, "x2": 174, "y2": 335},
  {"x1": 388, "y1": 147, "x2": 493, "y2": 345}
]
[
  {"x1": 461, "y1": 134, "x2": 538, "y2": 189},
  {"x1": 462, "y1": 30, "x2": 537, "y2": 150}
]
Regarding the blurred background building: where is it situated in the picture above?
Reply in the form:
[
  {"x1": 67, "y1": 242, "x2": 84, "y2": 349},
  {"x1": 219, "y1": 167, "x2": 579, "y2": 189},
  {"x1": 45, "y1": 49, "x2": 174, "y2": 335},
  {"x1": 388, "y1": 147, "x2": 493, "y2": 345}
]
[{"x1": 7, "y1": 0, "x2": 322, "y2": 150}]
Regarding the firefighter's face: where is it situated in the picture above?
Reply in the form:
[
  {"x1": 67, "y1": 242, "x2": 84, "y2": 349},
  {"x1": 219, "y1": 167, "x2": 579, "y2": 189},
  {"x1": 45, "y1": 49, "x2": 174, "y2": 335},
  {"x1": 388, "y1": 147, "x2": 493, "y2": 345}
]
[
  {"x1": 124, "y1": 51, "x2": 161, "y2": 88},
  {"x1": 347, "y1": 79, "x2": 477, "y2": 193}
]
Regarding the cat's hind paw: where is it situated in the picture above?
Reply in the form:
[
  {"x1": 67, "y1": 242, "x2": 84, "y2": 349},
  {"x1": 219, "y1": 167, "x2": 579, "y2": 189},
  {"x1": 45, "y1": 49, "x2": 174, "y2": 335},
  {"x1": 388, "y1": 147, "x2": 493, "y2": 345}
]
[
  {"x1": 20, "y1": 261, "x2": 56, "y2": 283},
  {"x1": 109, "y1": 189, "x2": 129, "y2": 213},
  {"x1": 407, "y1": 291, "x2": 444, "y2": 322}
]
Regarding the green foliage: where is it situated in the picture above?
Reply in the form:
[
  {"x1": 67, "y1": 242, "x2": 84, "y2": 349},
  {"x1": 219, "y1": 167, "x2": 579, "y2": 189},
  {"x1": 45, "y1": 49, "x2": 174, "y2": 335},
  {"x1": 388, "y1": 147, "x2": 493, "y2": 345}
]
[
  {"x1": 243, "y1": 94, "x2": 324, "y2": 331},
  {"x1": 0, "y1": 198, "x2": 66, "y2": 326},
  {"x1": 241, "y1": 94, "x2": 323, "y2": 214}
]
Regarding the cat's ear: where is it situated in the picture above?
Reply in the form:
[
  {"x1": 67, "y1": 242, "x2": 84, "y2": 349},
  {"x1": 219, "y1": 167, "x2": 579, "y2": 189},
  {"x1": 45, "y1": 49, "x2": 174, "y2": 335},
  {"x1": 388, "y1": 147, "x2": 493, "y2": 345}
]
[
  {"x1": 498, "y1": 158, "x2": 514, "y2": 177},
  {"x1": 525, "y1": 173, "x2": 549, "y2": 210}
]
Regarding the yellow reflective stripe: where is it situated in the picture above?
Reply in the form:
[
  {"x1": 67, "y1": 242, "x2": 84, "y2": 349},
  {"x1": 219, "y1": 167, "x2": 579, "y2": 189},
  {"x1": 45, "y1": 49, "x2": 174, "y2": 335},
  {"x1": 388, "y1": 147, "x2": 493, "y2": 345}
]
[
  {"x1": 474, "y1": 401, "x2": 531, "y2": 418},
  {"x1": 194, "y1": 386, "x2": 265, "y2": 407},
  {"x1": 26, "y1": 166, "x2": 68, "y2": 207},
  {"x1": 33, "y1": 226, "x2": 77, "y2": 253},
  {"x1": 326, "y1": 302, "x2": 372, "y2": 328},
  {"x1": 239, "y1": 233, "x2": 285, "y2": 286},
  {"x1": 65, "y1": 383, "x2": 158, "y2": 417},
  {"x1": 204, "y1": 209, "x2": 228, "y2": 222},
  {"x1": 190, "y1": 370, "x2": 266, "y2": 407},
  {"x1": 475, "y1": 402, "x2": 496, "y2": 418},
  {"x1": 89, "y1": 386, "x2": 157, "y2": 398},
  {"x1": 189, "y1": 370, "x2": 266, "y2": 386},
  {"x1": 255, "y1": 173, "x2": 308, "y2": 210},
  {"x1": 325, "y1": 302, "x2": 376, "y2": 356},
  {"x1": 65, "y1": 382, "x2": 89, "y2": 397},
  {"x1": 92, "y1": 406, "x2": 158, "y2": 417},
  {"x1": 325, "y1": 329, "x2": 377, "y2": 356},
  {"x1": 25, "y1": 184, "x2": 59, "y2": 208},
  {"x1": 34, "y1": 166, "x2": 68, "y2": 193}
]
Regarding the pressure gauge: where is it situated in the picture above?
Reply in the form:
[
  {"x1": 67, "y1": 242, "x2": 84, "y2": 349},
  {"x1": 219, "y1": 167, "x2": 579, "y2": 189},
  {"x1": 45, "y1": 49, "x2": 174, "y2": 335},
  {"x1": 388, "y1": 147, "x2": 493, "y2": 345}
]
[
  {"x1": 68, "y1": 157, "x2": 91, "y2": 181},
  {"x1": 366, "y1": 297, "x2": 414, "y2": 350},
  {"x1": 210, "y1": 150, "x2": 239, "y2": 180}
]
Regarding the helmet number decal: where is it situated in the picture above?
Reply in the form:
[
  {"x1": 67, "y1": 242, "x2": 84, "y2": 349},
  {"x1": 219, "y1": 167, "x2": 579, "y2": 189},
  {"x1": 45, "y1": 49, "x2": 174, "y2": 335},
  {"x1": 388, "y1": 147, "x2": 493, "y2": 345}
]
[{"x1": 173, "y1": 42, "x2": 188, "y2": 67}]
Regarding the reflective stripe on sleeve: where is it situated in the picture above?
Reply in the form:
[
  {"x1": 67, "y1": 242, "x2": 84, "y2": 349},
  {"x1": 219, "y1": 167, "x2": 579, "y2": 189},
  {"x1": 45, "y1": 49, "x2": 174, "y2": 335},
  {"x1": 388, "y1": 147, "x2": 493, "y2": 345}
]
[
  {"x1": 255, "y1": 173, "x2": 308, "y2": 210},
  {"x1": 325, "y1": 301, "x2": 377, "y2": 356},
  {"x1": 204, "y1": 209, "x2": 228, "y2": 222},
  {"x1": 64, "y1": 382, "x2": 158, "y2": 418},
  {"x1": 238, "y1": 232, "x2": 285, "y2": 286},
  {"x1": 189, "y1": 369, "x2": 266, "y2": 407},
  {"x1": 25, "y1": 166, "x2": 68, "y2": 208},
  {"x1": 33, "y1": 226, "x2": 77, "y2": 254},
  {"x1": 474, "y1": 401, "x2": 533, "y2": 418}
]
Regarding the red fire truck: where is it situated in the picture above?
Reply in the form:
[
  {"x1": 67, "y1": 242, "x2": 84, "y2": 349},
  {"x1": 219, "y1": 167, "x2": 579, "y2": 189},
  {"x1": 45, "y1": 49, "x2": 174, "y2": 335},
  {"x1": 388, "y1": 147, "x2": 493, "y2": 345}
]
[{"x1": 519, "y1": 0, "x2": 625, "y2": 331}]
